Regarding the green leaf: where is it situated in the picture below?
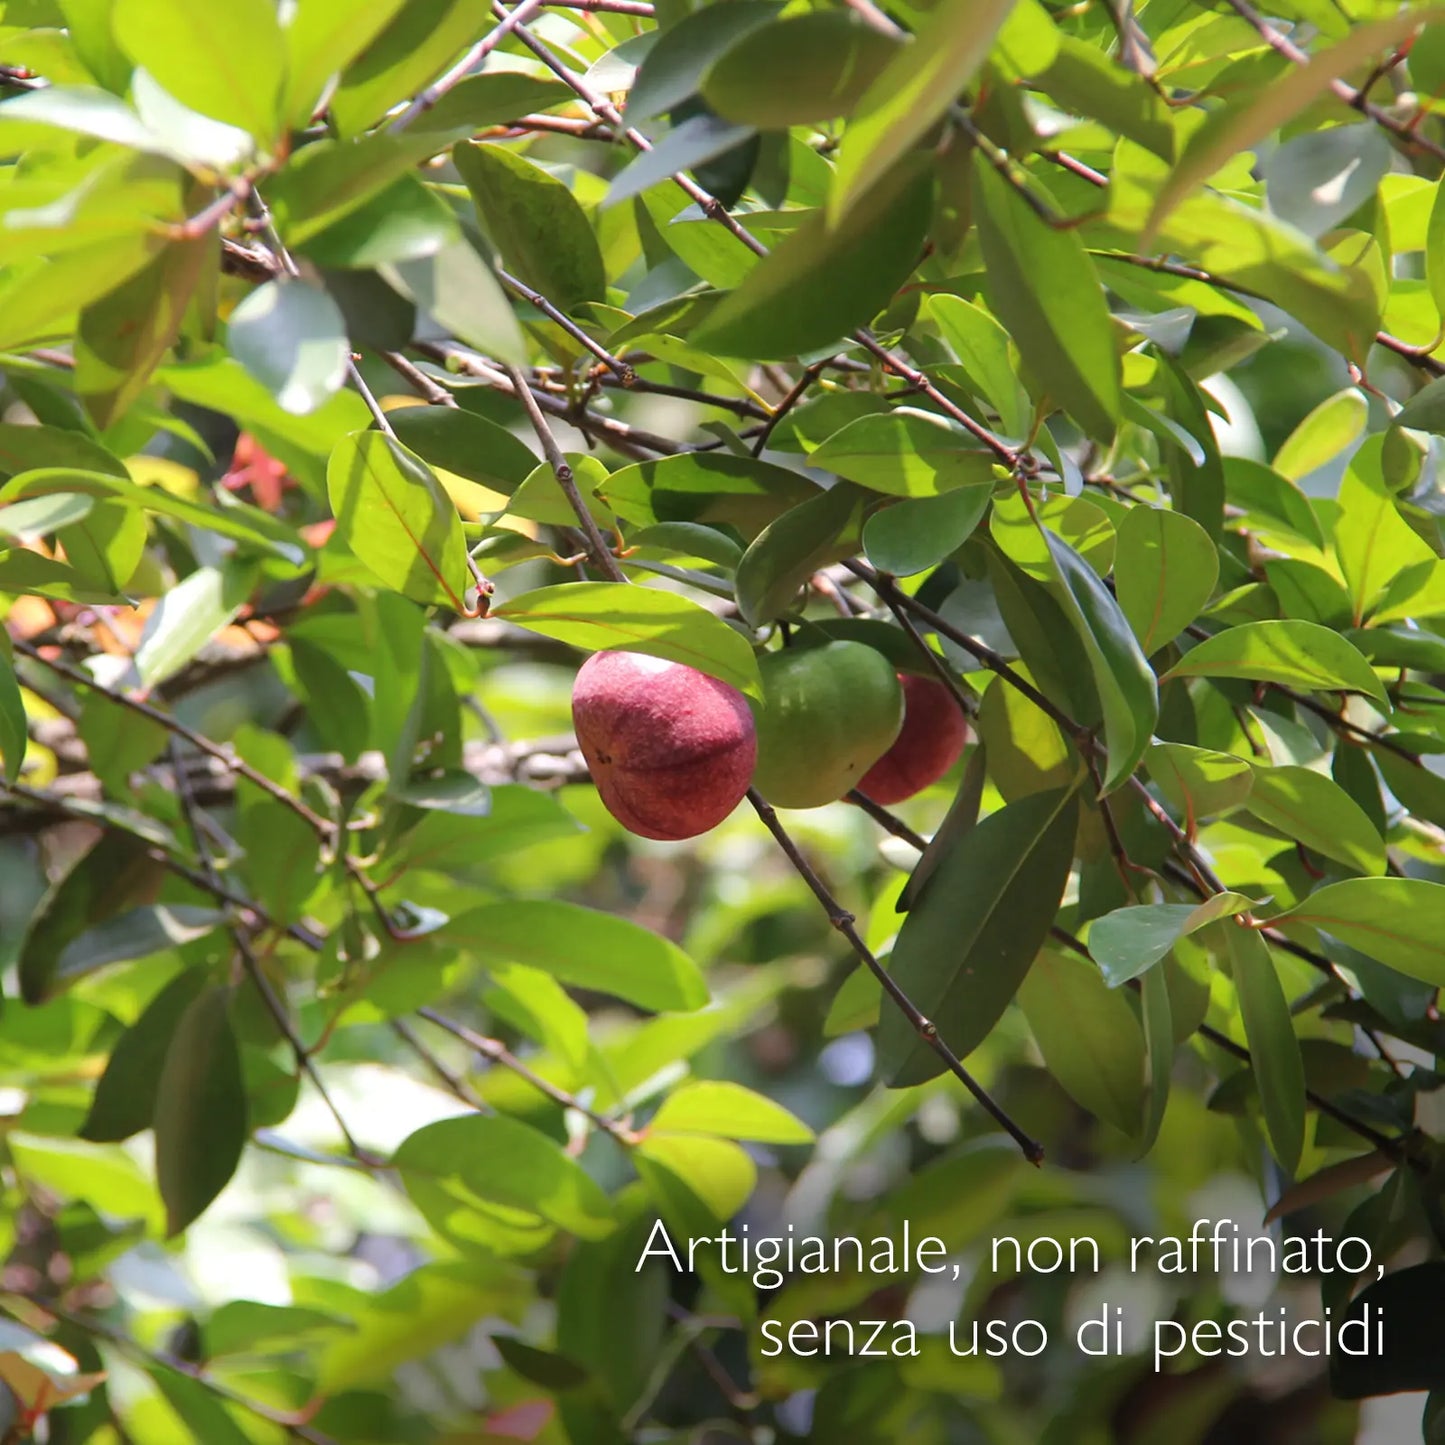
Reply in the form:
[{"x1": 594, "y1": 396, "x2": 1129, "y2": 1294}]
[
  {"x1": 974, "y1": 158, "x2": 1120, "y2": 441},
  {"x1": 880, "y1": 784, "x2": 1080, "y2": 1086},
  {"x1": 1144, "y1": 12, "x2": 1429, "y2": 242},
  {"x1": 134, "y1": 561, "x2": 258, "y2": 686},
  {"x1": 604, "y1": 113, "x2": 758, "y2": 210},
  {"x1": 600, "y1": 452, "x2": 821, "y2": 537},
  {"x1": 1, "y1": 468, "x2": 304, "y2": 563},
  {"x1": 810, "y1": 409, "x2": 997, "y2": 497},
  {"x1": 0, "y1": 424, "x2": 127, "y2": 480},
  {"x1": 701, "y1": 13, "x2": 898, "y2": 128},
  {"x1": 1243, "y1": 764, "x2": 1386, "y2": 876},
  {"x1": 1429, "y1": 178, "x2": 1445, "y2": 325},
  {"x1": 442, "y1": 900, "x2": 708, "y2": 1013},
  {"x1": 416, "y1": 72, "x2": 573, "y2": 134},
  {"x1": 0, "y1": 548, "x2": 125, "y2": 605},
  {"x1": 227, "y1": 279, "x2": 349, "y2": 416},
  {"x1": 1146, "y1": 742, "x2": 1254, "y2": 820},
  {"x1": 1218, "y1": 923, "x2": 1304, "y2": 1174},
  {"x1": 927, "y1": 293, "x2": 1031, "y2": 438},
  {"x1": 693, "y1": 162, "x2": 933, "y2": 360},
  {"x1": 650, "y1": 1081, "x2": 813, "y2": 1143},
  {"x1": 1273, "y1": 878, "x2": 1445, "y2": 987},
  {"x1": 17, "y1": 834, "x2": 165, "y2": 1005},
  {"x1": 455, "y1": 142, "x2": 607, "y2": 313},
  {"x1": 1164, "y1": 619, "x2": 1386, "y2": 706},
  {"x1": 380, "y1": 238, "x2": 527, "y2": 366},
  {"x1": 734, "y1": 483, "x2": 862, "y2": 626},
  {"x1": 395, "y1": 1114, "x2": 615, "y2": 1241},
  {"x1": 111, "y1": 0, "x2": 286, "y2": 141},
  {"x1": 494, "y1": 581, "x2": 762, "y2": 698},
  {"x1": 1017, "y1": 947, "x2": 1144, "y2": 1137},
  {"x1": 389, "y1": 404, "x2": 539, "y2": 495},
  {"x1": 1044, "y1": 529, "x2": 1157, "y2": 792},
  {"x1": 1089, "y1": 894, "x2": 1254, "y2": 988},
  {"x1": 80, "y1": 968, "x2": 209, "y2": 1143},
  {"x1": 862, "y1": 486, "x2": 992, "y2": 577},
  {"x1": 1273, "y1": 387, "x2": 1368, "y2": 481},
  {"x1": 55, "y1": 905, "x2": 225, "y2": 986},
  {"x1": 626, "y1": 1, "x2": 782, "y2": 123},
  {"x1": 281, "y1": 0, "x2": 410, "y2": 129},
  {"x1": 1114, "y1": 506, "x2": 1219, "y2": 655},
  {"x1": 0, "y1": 639, "x2": 25, "y2": 784},
  {"x1": 75, "y1": 234, "x2": 210, "y2": 428},
  {"x1": 153, "y1": 985, "x2": 248, "y2": 1235},
  {"x1": 328, "y1": 0, "x2": 489, "y2": 137},
  {"x1": 326, "y1": 429, "x2": 471, "y2": 611},
  {"x1": 148, "y1": 1367, "x2": 253, "y2": 1445},
  {"x1": 1139, "y1": 960, "x2": 1173, "y2": 1153},
  {"x1": 1266, "y1": 124, "x2": 1392, "y2": 240},
  {"x1": 829, "y1": 0, "x2": 1015, "y2": 222},
  {"x1": 268, "y1": 131, "x2": 452, "y2": 248}
]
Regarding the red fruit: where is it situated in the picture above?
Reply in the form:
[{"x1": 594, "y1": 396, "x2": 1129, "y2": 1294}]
[
  {"x1": 857, "y1": 673, "x2": 969, "y2": 805},
  {"x1": 571, "y1": 651, "x2": 757, "y2": 841}
]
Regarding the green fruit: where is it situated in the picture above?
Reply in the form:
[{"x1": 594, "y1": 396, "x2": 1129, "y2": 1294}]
[{"x1": 753, "y1": 641, "x2": 904, "y2": 808}]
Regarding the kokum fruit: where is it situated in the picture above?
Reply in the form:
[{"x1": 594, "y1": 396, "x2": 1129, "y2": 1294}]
[
  {"x1": 752, "y1": 641, "x2": 903, "y2": 808},
  {"x1": 857, "y1": 673, "x2": 970, "y2": 805},
  {"x1": 571, "y1": 651, "x2": 757, "y2": 841}
]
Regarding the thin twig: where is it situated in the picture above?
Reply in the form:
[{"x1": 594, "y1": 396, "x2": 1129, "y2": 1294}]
[
  {"x1": 417, "y1": 1007, "x2": 639, "y2": 1143},
  {"x1": 747, "y1": 789, "x2": 1044, "y2": 1164},
  {"x1": 504, "y1": 362, "x2": 628, "y2": 580}
]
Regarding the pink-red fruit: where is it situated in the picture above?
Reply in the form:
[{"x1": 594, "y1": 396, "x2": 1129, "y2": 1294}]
[
  {"x1": 857, "y1": 673, "x2": 969, "y2": 805},
  {"x1": 571, "y1": 651, "x2": 757, "y2": 841}
]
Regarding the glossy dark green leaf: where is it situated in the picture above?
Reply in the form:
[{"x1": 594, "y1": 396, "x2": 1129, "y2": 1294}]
[
  {"x1": 493, "y1": 581, "x2": 761, "y2": 698},
  {"x1": 734, "y1": 483, "x2": 861, "y2": 626},
  {"x1": 1044, "y1": 529, "x2": 1157, "y2": 792},
  {"x1": 55, "y1": 904, "x2": 225, "y2": 987},
  {"x1": 625, "y1": 1, "x2": 781, "y2": 123},
  {"x1": 0, "y1": 424, "x2": 127, "y2": 480},
  {"x1": 1146, "y1": 741, "x2": 1254, "y2": 820},
  {"x1": 863, "y1": 486, "x2": 992, "y2": 577},
  {"x1": 701, "y1": 13, "x2": 898, "y2": 127},
  {"x1": 604, "y1": 113, "x2": 758, "y2": 210},
  {"x1": 80, "y1": 967, "x2": 210, "y2": 1143},
  {"x1": 389, "y1": 404, "x2": 539, "y2": 495},
  {"x1": 326, "y1": 429, "x2": 471, "y2": 611},
  {"x1": 1164, "y1": 619, "x2": 1387, "y2": 706},
  {"x1": 456, "y1": 142, "x2": 606, "y2": 312},
  {"x1": 880, "y1": 784, "x2": 1079, "y2": 1086},
  {"x1": 975, "y1": 158, "x2": 1121, "y2": 441},
  {"x1": 154, "y1": 985, "x2": 249, "y2": 1235},
  {"x1": 18, "y1": 831, "x2": 164, "y2": 1004},
  {"x1": 1218, "y1": 922, "x2": 1304, "y2": 1174},
  {"x1": 0, "y1": 640, "x2": 25, "y2": 784},
  {"x1": 693, "y1": 162, "x2": 933, "y2": 360}
]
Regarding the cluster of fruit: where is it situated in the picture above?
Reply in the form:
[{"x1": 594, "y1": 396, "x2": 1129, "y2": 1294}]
[{"x1": 571, "y1": 640, "x2": 969, "y2": 840}]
